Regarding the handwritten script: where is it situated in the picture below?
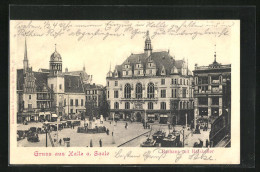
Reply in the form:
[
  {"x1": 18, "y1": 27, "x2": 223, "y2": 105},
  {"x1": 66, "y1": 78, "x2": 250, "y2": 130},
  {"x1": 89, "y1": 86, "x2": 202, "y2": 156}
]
[
  {"x1": 13, "y1": 20, "x2": 235, "y2": 40},
  {"x1": 114, "y1": 148, "x2": 215, "y2": 163}
]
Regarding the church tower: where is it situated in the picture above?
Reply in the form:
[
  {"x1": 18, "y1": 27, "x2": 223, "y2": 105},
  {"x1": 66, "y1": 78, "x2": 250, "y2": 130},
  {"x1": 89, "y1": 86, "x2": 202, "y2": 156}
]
[
  {"x1": 23, "y1": 38, "x2": 29, "y2": 74},
  {"x1": 47, "y1": 44, "x2": 64, "y2": 117},
  {"x1": 49, "y1": 44, "x2": 62, "y2": 76},
  {"x1": 144, "y1": 31, "x2": 152, "y2": 57}
]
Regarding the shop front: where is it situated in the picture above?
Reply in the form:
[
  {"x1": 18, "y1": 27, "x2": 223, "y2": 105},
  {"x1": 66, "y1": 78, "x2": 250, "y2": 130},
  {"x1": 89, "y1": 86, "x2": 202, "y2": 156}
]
[{"x1": 159, "y1": 114, "x2": 168, "y2": 124}]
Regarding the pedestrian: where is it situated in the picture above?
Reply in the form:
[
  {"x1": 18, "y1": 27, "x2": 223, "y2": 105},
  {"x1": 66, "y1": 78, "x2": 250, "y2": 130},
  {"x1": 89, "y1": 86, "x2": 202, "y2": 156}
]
[
  {"x1": 59, "y1": 139, "x2": 62, "y2": 145},
  {"x1": 206, "y1": 139, "x2": 209, "y2": 147},
  {"x1": 99, "y1": 139, "x2": 102, "y2": 147},
  {"x1": 112, "y1": 132, "x2": 113, "y2": 136},
  {"x1": 90, "y1": 139, "x2": 93, "y2": 147}
]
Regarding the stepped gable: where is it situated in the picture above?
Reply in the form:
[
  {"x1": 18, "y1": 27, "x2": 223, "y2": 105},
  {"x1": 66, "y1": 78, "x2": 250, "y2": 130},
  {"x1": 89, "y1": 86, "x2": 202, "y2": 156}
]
[
  {"x1": 17, "y1": 69, "x2": 52, "y2": 92},
  {"x1": 64, "y1": 75, "x2": 85, "y2": 93}
]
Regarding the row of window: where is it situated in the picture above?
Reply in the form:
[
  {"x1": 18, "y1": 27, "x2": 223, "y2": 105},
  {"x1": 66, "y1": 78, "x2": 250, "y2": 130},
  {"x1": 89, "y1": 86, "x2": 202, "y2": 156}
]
[
  {"x1": 86, "y1": 90, "x2": 98, "y2": 95},
  {"x1": 113, "y1": 101, "x2": 194, "y2": 110},
  {"x1": 108, "y1": 87, "x2": 188, "y2": 99},
  {"x1": 108, "y1": 78, "x2": 190, "y2": 87},
  {"x1": 64, "y1": 99, "x2": 84, "y2": 106},
  {"x1": 113, "y1": 102, "x2": 167, "y2": 110}
]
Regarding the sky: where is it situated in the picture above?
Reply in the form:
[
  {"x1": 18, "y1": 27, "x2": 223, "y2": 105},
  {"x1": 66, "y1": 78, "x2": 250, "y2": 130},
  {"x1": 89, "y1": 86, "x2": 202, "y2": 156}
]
[{"x1": 10, "y1": 20, "x2": 239, "y2": 86}]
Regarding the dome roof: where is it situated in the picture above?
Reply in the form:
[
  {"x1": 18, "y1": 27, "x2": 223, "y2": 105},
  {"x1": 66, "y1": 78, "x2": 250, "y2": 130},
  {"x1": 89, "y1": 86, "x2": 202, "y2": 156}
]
[
  {"x1": 50, "y1": 44, "x2": 62, "y2": 62},
  {"x1": 50, "y1": 51, "x2": 62, "y2": 62}
]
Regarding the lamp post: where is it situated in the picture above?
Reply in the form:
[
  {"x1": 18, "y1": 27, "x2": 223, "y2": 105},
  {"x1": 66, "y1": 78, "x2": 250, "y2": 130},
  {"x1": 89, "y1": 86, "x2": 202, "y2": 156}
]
[
  {"x1": 45, "y1": 128, "x2": 48, "y2": 147},
  {"x1": 183, "y1": 126, "x2": 185, "y2": 147},
  {"x1": 185, "y1": 113, "x2": 188, "y2": 128}
]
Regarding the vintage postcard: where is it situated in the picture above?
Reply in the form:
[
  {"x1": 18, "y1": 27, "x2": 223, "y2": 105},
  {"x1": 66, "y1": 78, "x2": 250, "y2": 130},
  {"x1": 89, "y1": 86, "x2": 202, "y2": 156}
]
[{"x1": 9, "y1": 20, "x2": 240, "y2": 165}]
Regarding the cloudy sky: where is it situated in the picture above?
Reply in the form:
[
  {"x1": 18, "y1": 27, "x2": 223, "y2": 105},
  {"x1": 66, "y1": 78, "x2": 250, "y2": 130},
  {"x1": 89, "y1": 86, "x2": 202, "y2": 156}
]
[{"x1": 10, "y1": 20, "x2": 239, "y2": 85}]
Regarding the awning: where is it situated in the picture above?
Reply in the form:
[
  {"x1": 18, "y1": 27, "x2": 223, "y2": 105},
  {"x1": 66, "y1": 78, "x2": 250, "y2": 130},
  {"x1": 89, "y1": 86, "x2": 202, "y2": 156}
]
[
  {"x1": 39, "y1": 112, "x2": 45, "y2": 116},
  {"x1": 52, "y1": 114, "x2": 58, "y2": 117},
  {"x1": 45, "y1": 112, "x2": 51, "y2": 116},
  {"x1": 160, "y1": 115, "x2": 168, "y2": 117},
  {"x1": 148, "y1": 114, "x2": 155, "y2": 117}
]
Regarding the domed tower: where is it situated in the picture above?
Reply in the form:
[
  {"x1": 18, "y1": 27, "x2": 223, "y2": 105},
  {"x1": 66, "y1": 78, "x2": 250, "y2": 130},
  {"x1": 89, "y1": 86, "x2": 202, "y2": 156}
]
[
  {"x1": 144, "y1": 31, "x2": 152, "y2": 57},
  {"x1": 49, "y1": 44, "x2": 62, "y2": 76},
  {"x1": 48, "y1": 44, "x2": 64, "y2": 117}
]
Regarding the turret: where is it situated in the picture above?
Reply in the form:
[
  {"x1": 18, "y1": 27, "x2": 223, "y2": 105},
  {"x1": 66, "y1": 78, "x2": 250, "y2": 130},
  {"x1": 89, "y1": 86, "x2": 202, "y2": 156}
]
[{"x1": 144, "y1": 31, "x2": 152, "y2": 57}]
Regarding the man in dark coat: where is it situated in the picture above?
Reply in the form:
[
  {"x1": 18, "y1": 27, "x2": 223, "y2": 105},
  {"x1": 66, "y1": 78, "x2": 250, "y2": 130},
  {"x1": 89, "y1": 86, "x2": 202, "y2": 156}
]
[{"x1": 99, "y1": 139, "x2": 102, "y2": 147}]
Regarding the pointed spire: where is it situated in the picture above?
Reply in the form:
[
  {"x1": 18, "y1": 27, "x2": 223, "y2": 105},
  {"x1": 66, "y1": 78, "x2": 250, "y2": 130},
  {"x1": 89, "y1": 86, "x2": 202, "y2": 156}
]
[
  {"x1": 109, "y1": 61, "x2": 111, "y2": 71},
  {"x1": 24, "y1": 37, "x2": 28, "y2": 60},
  {"x1": 146, "y1": 31, "x2": 150, "y2": 40},
  {"x1": 55, "y1": 43, "x2": 57, "y2": 52},
  {"x1": 214, "y1": 44, "x2": 217, "y2": 62}
]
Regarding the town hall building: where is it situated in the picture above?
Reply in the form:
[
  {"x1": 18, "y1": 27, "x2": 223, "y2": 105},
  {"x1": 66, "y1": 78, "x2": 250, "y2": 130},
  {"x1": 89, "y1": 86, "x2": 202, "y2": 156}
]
[{"x1": 106, "y1": 31, "x2": 194, "y2": 125}]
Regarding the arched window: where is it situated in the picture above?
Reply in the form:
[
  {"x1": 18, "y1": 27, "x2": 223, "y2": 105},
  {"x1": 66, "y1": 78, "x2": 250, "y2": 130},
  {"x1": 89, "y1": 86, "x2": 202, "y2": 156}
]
[
  {"x1": 124, "y1": 83, "x2": 131, "y2": 98},
  {"x1": 147, "y1": 82, "x2": 154, "y2": 98},
  {"x1": 125, "y1": 102, "x2": 130, "y2": 109},
  {"x1": 114, "y1": 102, "x2": 119, "y2": 109},
  {"x1": 135, "y1": 83, "x2": 142, "y2": 99},
  {"x1": 184, "y1": 102, "x2": 186, "y2": 109},
  {"x1": 180, "y1": 102, "x2": 183, "y2": 109},
  {"x1": 148, "y1": 102, "x2": 153, "y2": 110}
]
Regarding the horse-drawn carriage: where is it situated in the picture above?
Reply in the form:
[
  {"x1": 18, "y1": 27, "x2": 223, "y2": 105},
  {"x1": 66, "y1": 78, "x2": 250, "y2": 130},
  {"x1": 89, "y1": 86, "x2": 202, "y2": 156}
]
[
  {"x1": 141, "y1": 138, "x2": 156, "y2": 147},
  {"x1": 17, "y1": 130, "x2": 28, "y2": 141},
  {"x1": 77, "y1": 126, "x2": 106, "y2": 134},
  {"x1": 27, "y1": 132, "x2": 39, "y2": 142},
  {"x1": 152, "y1": 130, "x2": 166, "y2": 143}
]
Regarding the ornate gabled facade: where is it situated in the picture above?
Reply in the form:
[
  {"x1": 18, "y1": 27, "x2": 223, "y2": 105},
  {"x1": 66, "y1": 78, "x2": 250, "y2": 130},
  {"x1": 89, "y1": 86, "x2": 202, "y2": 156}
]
[
  {"x1": 193, "y1": 49, "x2": 231, "y2": 128},
  {"x1": 17, "y1": 39, "x2": 86, "y2": 123},
  {"x1": 106, "y1": 31, "x2": 194, "y2": 125}
]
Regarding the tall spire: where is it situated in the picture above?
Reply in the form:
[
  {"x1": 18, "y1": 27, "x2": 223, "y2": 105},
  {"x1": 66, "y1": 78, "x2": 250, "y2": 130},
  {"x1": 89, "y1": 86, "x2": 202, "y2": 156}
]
[
  {"x1": 23, "y1": 37, "x2": 29, "y2": 73},
  {"x1": 55, "y1": 43, "x2": 57, "y2": 52},
  {"x1": 109, "y1": 61, "x2": 111, "y2": 71},
  {"x1": 214, "y1": 44, "x2": 217, "y2": 62},
  {"x1": 24, "y1": 37, "x2": 28, "y2": 60}
]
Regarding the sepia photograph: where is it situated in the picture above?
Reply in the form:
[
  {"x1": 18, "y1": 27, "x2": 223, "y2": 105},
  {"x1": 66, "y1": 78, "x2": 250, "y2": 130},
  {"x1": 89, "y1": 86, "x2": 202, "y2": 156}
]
[{"x1": 9, "y1": 19, "x2": 240, "y2": 164}]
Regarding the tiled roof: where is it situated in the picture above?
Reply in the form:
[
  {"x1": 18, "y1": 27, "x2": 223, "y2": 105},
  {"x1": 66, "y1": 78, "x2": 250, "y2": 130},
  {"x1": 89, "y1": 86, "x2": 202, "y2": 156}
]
[
  {"x1": 38, "y1": 68, "x2": 50, "y2": 73},
  {"x1": 34, "y1": 72, "x2": 52, "y2": 92},
  {"x1": 84, "y1": 83, "x2": 103, "y2": 90},
  {"x1": 113, "y1": 51, "x2": 192, "y2": 77},
  {"x1": 64, "y1": 75, "x2": 85, "y2": 93}
]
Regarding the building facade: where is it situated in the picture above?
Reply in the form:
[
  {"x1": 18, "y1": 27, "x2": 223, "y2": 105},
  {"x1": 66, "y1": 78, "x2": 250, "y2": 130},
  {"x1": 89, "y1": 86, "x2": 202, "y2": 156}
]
[
  {"x1": 193, "y1": 52, "x2": 231, "y2": 128},
  {"x1": 106, "y1": 31, "x2": 194, "y2": 124},
  {"x1": 17, "y1": 39, "x2": 86, "y2": 122}
]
